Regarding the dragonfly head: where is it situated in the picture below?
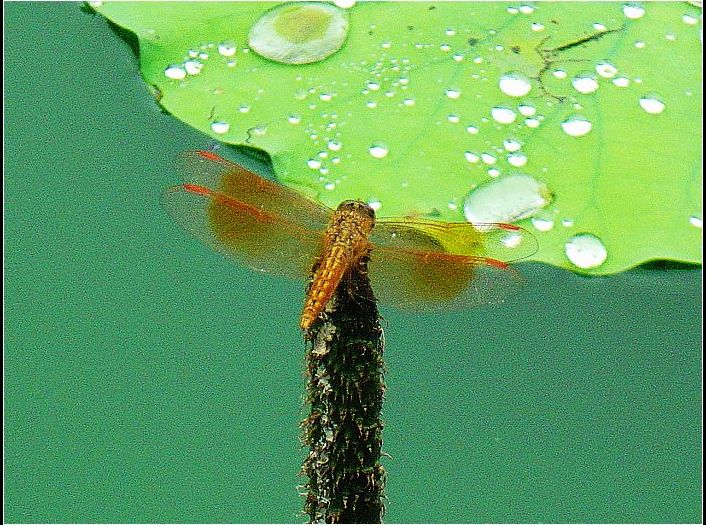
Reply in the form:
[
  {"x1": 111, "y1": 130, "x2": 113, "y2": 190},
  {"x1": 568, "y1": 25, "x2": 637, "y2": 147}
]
[{"x1": 337, "y1": 200, "x2": 376, "y2": 223}]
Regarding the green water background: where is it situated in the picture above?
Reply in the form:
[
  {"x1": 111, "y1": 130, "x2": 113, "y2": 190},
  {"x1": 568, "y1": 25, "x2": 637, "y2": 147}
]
[{"x1": 4, "y1": 3, "x2": 702, "y2": 523}]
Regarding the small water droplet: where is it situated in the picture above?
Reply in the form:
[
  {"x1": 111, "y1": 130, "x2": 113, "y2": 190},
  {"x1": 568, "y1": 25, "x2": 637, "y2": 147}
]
[
  {"x1": 612, "y1": 76, "x2": 630, "y2": 88},
  {"x1": 239, "y1": 105, "x2": 251, "y2": 113},
  {"x1": 210, "y1": 121, "x2": 230, "y2": 134},
  {"x1": 561, "y1": 218, "x2": 575, "y2": 227},
  {"x1": 198, "y1": 51, "x2": 209, "y2": 60},
  {"x1": 367, "y1": 82, "x2": 380, "y2": 91},
  {"x1": 622, "y1": 3, "x2": 646, "y2": 19},
  {"x1": 639, "y1": 94, "x2": 665, "y2": 114},
  {"x1": 572, "y1": 73, "x2": 599, "y2": 94},
  {"x1": 595, "y1": 61, "x2": 618, "y2": 78},
  {"x1": 518, "y1": 104, "x2": 536, "y2": 117},
  {"x1": 500, "y1": 231, "x2": 523, "y2": 247},
  {"x1": 288, "y1": 114, "x2": 302, "y2": 124},
  {"x1": 508, "y1": 6, "x2": 519, "y2": 14},
  {"x1": 184, "y1": 60, "x2": 204, "y2": 75},
  {"x1": 682, "y1": 13, "x2": 699, "y2": 25},
  {"x1": 334, "y1": 0, "x2": 356, "y2": 8},
  {"x1": 218, "y1": 42, "x2": 237, "y2": 56},
  {"x1": 519, "y1": 4, "x2": 535, "y2": 14},
  {"x1": 531, "y1": 22, "x2": 545, "y2": 31},
  {"x1": 369, "y1": 143, "x2": 389, "y2": 159},
  {"x1": 403, "y1": 98, "x2": 415, "y2": 107},
  {"x1": 366, "y1": 101, "x2": 378, "y2": 109},
  {"x1": 324, "y1": 182, "x2": 336, "y2": 190},
  {"x1": 507, "y1": 153, "x2": 528, "y2": 167},
  {"x1": 448, "y1": 114, "x2": 460, "y2": 123},
  {"x1": 164, "y1": 65, "x2": 187, "y2": 80},
  {"x1": 593, "y1": 22, "x2": 607, "y2": 31},
  {"x1": 466, "y1": 125, "x2": 479, "y2": 134},
  {"x1": 689, "y1": 216, "x2": 703, "y2": 228},
  {"x1": 368, "y1": 199, "x2": 382, "y2": 211},
  {"x1": 445, "y1": 88, "x2": 461, "y2": 99},
  {"x1": 531, "y1": 216, "x2": 555, "y2": 232},
  {"x1": 525, "y1": 117, "x2": 541, "y2": 128},
  {"x1": 561, "y1": 116, "x2": 593, "y2": 137},
  {"x1": 440, "y1": 43, "x2": 452, "y2": 52},
  {"x1": 445, "y1": 28, "x2": 456, "y2": 36},
  {"x1": 503, "y1": 139, "x2": 522, "y2": 152},
  {"x1": 481, "y1": 153, "x2": 497, "y2": 165},
  {"x1": 499, "y1": 71, "x2": 532, "y2": 97},
  {"x1": 488, "y1": 168, "x2": 501, "y2": 177},
  {"x1": 463, "y1": 174, "x2": 553, "y2": 223},
  {"x1": 381, "y1": 40, "x2": 392, "y2": 49},
  {"x1": 565, "y1": 233, "x2": 608, "y2": 269},
  {"x1": 453, "y1": 53, "x2": 464, "y2": 62},
  {"x1": 464, "y1": 151, "x2": 480, "y2": 163},
  {"x1": 553, "y1": 69, "x2": 568, "y2": 79},
  {"x1": 320, "y1": 93, "x2": 333, "y2": 101},
  {"x1": 634, "y1": 40, "x2": 646, "y2": 49},
  {"x1": 491, "y1": 106, "x2": 517, "y2": 124},
  {"x1": 327, "y1": 140, "x2": 342, "y2": 151},
  {"x1": 307, "y1": 158, "x2": 323, "y2": 169}
]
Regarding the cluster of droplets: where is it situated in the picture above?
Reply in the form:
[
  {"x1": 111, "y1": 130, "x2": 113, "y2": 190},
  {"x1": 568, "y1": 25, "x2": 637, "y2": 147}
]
[{"x1": 164, "y1": 41, "x2": 238, "y2": 80}]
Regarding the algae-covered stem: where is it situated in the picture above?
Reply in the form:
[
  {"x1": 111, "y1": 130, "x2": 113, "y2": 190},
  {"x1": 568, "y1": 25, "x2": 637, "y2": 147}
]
[{"x1": 300, "y1": 254, "x2": 386, "y2": 523}]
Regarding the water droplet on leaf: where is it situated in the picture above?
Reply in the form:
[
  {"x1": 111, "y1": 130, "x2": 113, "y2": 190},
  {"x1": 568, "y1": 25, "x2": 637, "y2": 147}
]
[
  {"x1": 565, "y1": 233, "x2": 608, "y2": 269},
  {"x1": 463, "y1": 174, "x2": 553, "y2": 223}
]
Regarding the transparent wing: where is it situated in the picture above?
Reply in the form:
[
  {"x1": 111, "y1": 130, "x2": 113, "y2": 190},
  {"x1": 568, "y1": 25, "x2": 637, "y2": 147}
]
[
  {"x1": 163, "y1": 152, "x2": 330, "y2": 277},
  {"x1": 176, "y1": 151, "x2": 332, "y2": 232},
  {"x1": 366, "y1": 219, "x2": 535, "y2": 309}
]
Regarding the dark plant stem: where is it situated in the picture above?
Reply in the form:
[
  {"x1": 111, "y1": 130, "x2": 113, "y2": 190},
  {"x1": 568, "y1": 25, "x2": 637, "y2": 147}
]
[{"x1": 301, "y1": 256, "x2": 386, "y2": 524}]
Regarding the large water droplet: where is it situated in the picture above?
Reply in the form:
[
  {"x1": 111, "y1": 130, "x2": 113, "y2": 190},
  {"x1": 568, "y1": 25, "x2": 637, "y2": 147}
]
[
  {"x1": 369, "y1": 143, "x2": 389, "y2": 159},
  {"x1": 248, "y1": 3, "x2": 349, "y2": 65},
  {"x1": 463, "y1": 174, "x2": 553, "y2": 223},
  {"x1": 491, "y1": 106, "x2": 517, "y2": 124},
  {"x1": 307, "y1": 158, "x2": 323, "y2": 169},
  {"x1": 499, "y1": 71, "x2": 532, "y2": 97},
  {"x1": 561, "y1": 116, "x2": 593, "y2": 137},
  {"x1": 565, "y1": 233, "x2": 608, "y2": 269},
  {"x1": 689, "y1": 216, "x2": 703, "y2": 228},
  {"x1": 164, "y1": 65, "x2": 187, "y2": 80},
  {"x1": 682, "y1": 13, "x2": 699, "y2": 25},
  {"x1": 639, "y1": 94, "x2": 666, "y2": 114}
]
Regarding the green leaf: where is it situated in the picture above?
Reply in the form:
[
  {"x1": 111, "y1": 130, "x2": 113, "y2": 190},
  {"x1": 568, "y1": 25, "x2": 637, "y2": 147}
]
[{"x1": 95, "y1": 1, "x2": 703, "y2": 274}]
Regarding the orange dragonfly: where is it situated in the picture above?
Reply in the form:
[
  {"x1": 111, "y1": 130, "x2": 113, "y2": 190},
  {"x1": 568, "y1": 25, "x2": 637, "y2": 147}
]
[{"x1": 162, "y1": 151, "x2": 538, "y2": 330}]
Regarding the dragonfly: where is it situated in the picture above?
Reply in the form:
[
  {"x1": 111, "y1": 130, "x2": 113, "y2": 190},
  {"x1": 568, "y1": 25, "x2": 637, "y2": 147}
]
[{"x1": 162, "y1": 151, "x2": 538, "y2": 330}]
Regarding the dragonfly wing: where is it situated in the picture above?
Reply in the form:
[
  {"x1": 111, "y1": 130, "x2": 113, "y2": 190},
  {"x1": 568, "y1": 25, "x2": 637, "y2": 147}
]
[
  {"x1": 370, "y1": 219, "x2": 538, "y2": 262},
  {"x1": 162, "y1": 177, "x2": 324, "y2": 279},
  {"x1": 367, "y1": 246, "x2": 523, "y2": 310},
  {"x1": 177, "y1": 151, "x2": 332, "y2": 232},
  {"x1": 366, "y1": 219, "x2": 533, "y2": 309}
]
